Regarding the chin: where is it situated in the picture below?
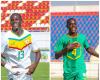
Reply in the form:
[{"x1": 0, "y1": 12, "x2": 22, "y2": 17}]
[
  {"x1": 13, "y1": 28, "x2": 18, "y2": 32},
  {"x1": 72, "y1": 32, "x2": 76, "y2": 34}
]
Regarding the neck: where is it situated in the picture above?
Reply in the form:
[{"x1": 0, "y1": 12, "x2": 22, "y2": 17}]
[
  {"x1": 12, "y1": 28, "x2": 23, "y2": 36},
  {"x1": 68, "y1": 32, "x2": 77, "y2": 37}
]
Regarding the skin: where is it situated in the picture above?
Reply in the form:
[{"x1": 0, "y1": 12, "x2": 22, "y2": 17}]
[
  {"x1": 10, "y1": 13, "x2": 23, "y2": 36},
  {"x1": 55, "y1": 18, "x2": 99, "y2": 59},
  {"x1": 1, "y1": 13, "x2": 41, "y2": 75}
]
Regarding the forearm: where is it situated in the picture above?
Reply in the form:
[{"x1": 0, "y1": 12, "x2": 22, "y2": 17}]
[
  {"x1": 1, "y1": 61, "x2": 6, "y2": 67},
  {"x1": 55, "y1": 47, "x2": 68, "y2": 59},
  {"x1": 93, "y1": 53, "x2": 99, "y2": 58},
  {"x1": 87, "y1": 47, "x2": 99, "y2": 58},
  {"x1": 31, "y1": 51, "x2": 41, "y2": 68},
  {"x1": 92, "y1": 52, "x2": 99, "y2": 58},
  {"x1": 1, "y1": 54, "x2": 6, "y2": 67},
  {"x1": 1, "y1": 53, "x2": 6, "y2": 59},
  {"x1": 26, "y1": 51, "x2": 41, "y2": 75}
]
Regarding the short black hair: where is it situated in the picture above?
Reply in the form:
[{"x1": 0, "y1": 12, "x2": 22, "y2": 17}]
[
  {"x1": 67, "y1": 18, "x2": 76, "y2": 27},
  {"x1": 10, "y1": 13, "x2": 22, "y2": 21}
]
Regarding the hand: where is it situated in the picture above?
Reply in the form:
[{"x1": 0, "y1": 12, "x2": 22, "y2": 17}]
[
  {"x1": 72, "y1": 43, "x2": 80, "y2": 48},
  {"x1": 66, "y1": 42, "x2": 80, "y2": 51},
  {"x1": 12, "y1": 68, "x2": 29, "y2": 75},
  {"x1": 4, "y1": 63, "x2": 20, "y2": 75},
  {"x1": 26, "y1": 64, "x2": 36, "y2": 75}
]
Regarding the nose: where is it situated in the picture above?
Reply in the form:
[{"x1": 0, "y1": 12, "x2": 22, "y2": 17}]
[
  {"x1": 13, "y1": 23, "x2": 19, "y2": 27},
  {"x1": 72, "y1": 23, "x2": 76, "y2": 26},
  {"x1": 12, "y1": 18, "x2": 20, "y2": 23},
  {"x1": 11, "y1": 20, "x2": 19, "y2": 25},
  {"x1": 72, "y1": 24, "x2": 77, "y2": 28},
  {"x1": 14, "y1": 20, "x2": 19, "y2": 23},
  {"x1": 72, "y1": 26, "x2": 77, "y2": 29}
]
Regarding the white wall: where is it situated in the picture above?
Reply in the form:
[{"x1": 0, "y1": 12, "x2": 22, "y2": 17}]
[
  {"x1": 31, "y1": 32, "x2": 50, "y2": 62},
  {"x1": 50, "y1": 62, "x2": 99, "y2": 78},
  {"x1": 50, "y1": 1, "x2": 99, "y2": 12},
  {"x1": 30, "y1": 32, "x2": 50, "y2": 49}
]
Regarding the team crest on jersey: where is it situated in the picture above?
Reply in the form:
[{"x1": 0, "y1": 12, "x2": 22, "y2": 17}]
[
  {"x1": 8, "y1": 34, "x2": 32, "y2": 50},
  {"x1": 67, "y1": 42, "x2": 82, "y2": 60}
]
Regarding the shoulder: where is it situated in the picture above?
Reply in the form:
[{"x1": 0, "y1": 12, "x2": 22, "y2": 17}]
[
  {"x1": 56, "y1": 34, "x2": 67, "y2": 43},
  {"x1": 78, "y1": 33, "x2": 86, "y2": 38},
  {"x1": 23, "y1": 30, "x2": 32, "y2": 37},
  {"x1": 6, "y1": 30, "x2": 11, "y2": 35},
  {"x1": 78, "y1": 33, "x2": 88, "y2": 42},
  {"x1": 24, "y1": 29, "x2": 31, "y2": 35},
  {"x1": 1, "y1": 31, "x2": 11, "y2": 42},
  {"x1": 59, "y1": 34, "x2": 67, "y2": 40},
  {"x1": 5, "y1": 31, "x2": 12, "y2": 38}
]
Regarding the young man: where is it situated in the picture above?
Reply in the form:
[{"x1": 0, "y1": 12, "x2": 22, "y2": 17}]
[
  {"x1": 1, "y1": 13, "x2": 41, "y2": 80},
  {"x1": 54, "y1": 18, "x2": 99, "y2": 80}
]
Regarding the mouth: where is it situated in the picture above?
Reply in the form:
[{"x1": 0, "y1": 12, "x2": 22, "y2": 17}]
[
  {"x1": 13, "y1": 22, "x2": 19, "y2": 26},
  {"x1": 12, "y1": 27, "x2": 19, "y2": 32},
  {"x1": 12, "y1": 23, "x2": 20, "y2": 32},
  {"x1": 71, "y1": 27, "x2": 77, "y2": 32}
]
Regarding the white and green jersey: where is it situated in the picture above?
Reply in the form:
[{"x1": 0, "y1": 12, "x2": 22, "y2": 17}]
[{"x1": 1, "y1": 30, "x2": 39, "y2": 80}]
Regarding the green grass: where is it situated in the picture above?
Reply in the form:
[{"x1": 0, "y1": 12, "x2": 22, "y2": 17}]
[
  {"x1": 1, "y1": 62, "x2": 49, "y2": 80},
  {"x1": 1, "y1": 62, "x2": 98, "y2": 80},
  {"x1": 51, "y1": 78, "x2": 97, "y2": 80}
]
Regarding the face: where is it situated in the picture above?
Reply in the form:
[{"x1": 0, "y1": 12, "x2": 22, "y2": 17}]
[
  {"x1": 67, "y1": 19, "x2": 77, "y2": 33},
  {"x1": 10, "y1": 14, "x2": 22, "y2": 32}
]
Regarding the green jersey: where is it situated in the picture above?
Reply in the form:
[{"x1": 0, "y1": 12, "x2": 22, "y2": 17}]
[{"x1": 54, "y1": 33, "x2": 90, "y2": 74}]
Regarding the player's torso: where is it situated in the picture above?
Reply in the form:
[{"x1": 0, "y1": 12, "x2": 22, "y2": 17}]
[
  {"x1": 62, "y1": 34, "x2": 85, "y2": 60},
  {"x1": 62, "y1": 34, "x2": 86, "y2": 73},
  {"x1": 5, "y1": 30, "x2": 32, "y2": 68}
]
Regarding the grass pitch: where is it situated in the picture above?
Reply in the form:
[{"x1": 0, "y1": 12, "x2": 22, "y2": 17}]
[{"x1": 1, "y1": 62, "x2": 49, "y2": 80}]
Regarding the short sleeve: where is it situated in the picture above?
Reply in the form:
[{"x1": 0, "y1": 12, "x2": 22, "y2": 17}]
[
  {"x1": 54, "y1": 38, "x2": 64, "y2": 53},
  {"x1": 32, "y1": 42, "x2": 40, "y2": 52},
  {"x1": 83, "y1": 35, "x2": 90, "y2": 49},
  {"x1": 30, "y1": 35, "x2": 40, "y2": 53}
]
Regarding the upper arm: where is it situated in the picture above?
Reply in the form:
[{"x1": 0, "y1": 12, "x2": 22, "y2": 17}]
[
  {"x1": 1, "y1": 35, "x2": 7, "y2": 54},
  {"x1": 54, "y1": 37, "x2": 64, "y2": 53},
  {"x1": 29, "y1": 38, "x2": 40, "y2": 61},
  {"x1": 31, "y1": 42, "x2": 40, "y2": 53},
  {"x1": 30, "y1": 37, "x2": 40, "y2": 53}
]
